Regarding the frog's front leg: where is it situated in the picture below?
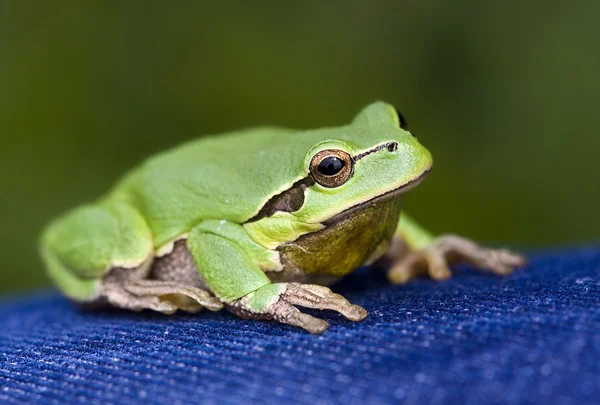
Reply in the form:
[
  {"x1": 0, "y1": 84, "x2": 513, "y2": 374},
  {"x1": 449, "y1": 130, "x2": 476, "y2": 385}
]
[
  {"x1": 228, "y1": 283, "x2": 367, "y2": 334},
  {"x1": 187, "y1": 220, "x2": 367, "y2": 333},
  {"x1": 386, "y1": 212, "x2": 526, "y2": 284}
]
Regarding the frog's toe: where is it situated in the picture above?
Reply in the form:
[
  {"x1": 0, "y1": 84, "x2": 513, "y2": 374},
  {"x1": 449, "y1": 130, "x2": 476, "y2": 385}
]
[
  {"x1": 480, "y1": 249, "x2": 526, "y2": 276},
  {"x1": 387, "y1": 266, "x2": 415, "y2": 285},
  {"x1": 489, "y1": 249, "x2": 528, "y2": 270},
  {"x1": 436, "y1": 235, "x2": 527, "y2": 276},
  {"x1": 422, "y1": 247, "x2": 452, "y2": 280},
  {"x1": 270, "y1": 300, "x2": 330, "y2": 334},
  {"x1": 160, "y1": 295, "x2": 204, "y2": 314},
  {"x1": 153, "y1": 300, "x2": 179, "y2": 314},
  {"x1": 283, "y1": 283, "x2": 368, "y2": 322},
  {"x1": 228, "y1": 294, "x2": 330, "y2": 334},
  {"x1": 387, "y1": 252, "x2": 428, "y2": 284}
]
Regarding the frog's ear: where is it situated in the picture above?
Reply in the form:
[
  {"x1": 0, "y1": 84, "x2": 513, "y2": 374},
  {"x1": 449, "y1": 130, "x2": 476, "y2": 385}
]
[{"x1": 351, "y1": 101, "x2": 400, "y2": 128}]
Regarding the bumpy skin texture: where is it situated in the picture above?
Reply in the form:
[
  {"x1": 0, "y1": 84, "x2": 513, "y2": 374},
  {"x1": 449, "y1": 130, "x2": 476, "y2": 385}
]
[{"x1": 41, "y1": 101, "x2": 525, "y2": 333}]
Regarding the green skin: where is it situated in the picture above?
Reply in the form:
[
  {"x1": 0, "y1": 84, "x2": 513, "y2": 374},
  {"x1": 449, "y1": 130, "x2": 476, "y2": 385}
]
[{"x1": 40, "y1": 102, "x2": 525, "y2": 333}]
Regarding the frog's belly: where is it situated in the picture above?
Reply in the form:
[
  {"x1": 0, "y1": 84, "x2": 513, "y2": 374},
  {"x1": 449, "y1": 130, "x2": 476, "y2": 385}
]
[{"x1": 275, "y1": 196, "x2": 402, "y2": 280}]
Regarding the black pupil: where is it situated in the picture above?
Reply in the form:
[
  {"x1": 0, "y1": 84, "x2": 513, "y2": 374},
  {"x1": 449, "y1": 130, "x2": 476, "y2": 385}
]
[{"x1": 318, "y1": 156, "x2": 345, "y2": 176}]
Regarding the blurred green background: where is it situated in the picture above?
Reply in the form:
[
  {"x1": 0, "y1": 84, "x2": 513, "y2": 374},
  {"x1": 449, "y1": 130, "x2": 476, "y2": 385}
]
[{"x1": 1, "y1": 1, "x2": 599, "y2": 294}]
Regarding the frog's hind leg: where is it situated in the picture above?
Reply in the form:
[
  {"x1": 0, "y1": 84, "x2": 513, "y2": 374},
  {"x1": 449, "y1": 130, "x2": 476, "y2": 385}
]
[
  {"x1": 41, "y1": 200, "x2": 156, "y2": 303},
  {"x1": 41, "y1": 199, "x2": 222, "y2": 314},
  {"x1": 382, "y1": 212, "x2": 526, "y2": 284},
  {"x1": 97, "y1": 265, "x2": 178, "y2": 314},
  {"x1": 100, "y1": 266, "x2": 222, "y2": 314},
  {"x1": 385, "y1": 234, "x2": 526, "y2": 284},
  {"x1": 100, "y1": 241, "x2": 223, "y2": 314}
]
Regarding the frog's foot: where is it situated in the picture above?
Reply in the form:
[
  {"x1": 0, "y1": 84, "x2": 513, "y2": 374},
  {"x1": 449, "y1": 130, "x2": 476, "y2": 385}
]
[
  {"x1": 102, "y1": 280, "x2": 223, "y2": 314},
  {"x1": 387, "y1": 234, "x2": 526, "y2": 285},
  {"x1": 227, "y1": 283, "x2": 367, "y2": 334}
]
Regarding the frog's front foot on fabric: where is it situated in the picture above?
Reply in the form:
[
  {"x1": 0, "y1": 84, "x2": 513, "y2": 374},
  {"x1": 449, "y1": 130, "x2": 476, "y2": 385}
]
[
  {"x1": 102, "y1": 280, "x2": 224, "y2": 314},
  {"x1": 387, "y1": 234, "x2": 527, "y2": 284},
  {"x1": 227, "y1": 283, "x2": 367, "y2": 334}
]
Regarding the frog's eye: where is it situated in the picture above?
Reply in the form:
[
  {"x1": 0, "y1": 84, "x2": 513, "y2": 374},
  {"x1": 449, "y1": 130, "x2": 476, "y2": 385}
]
[
  {"x1": 394, "y1": 108, "x2": 409, "y2": 130},
  {"x1": 309, "y1": 149, "x2": 354, "y2": 188}
]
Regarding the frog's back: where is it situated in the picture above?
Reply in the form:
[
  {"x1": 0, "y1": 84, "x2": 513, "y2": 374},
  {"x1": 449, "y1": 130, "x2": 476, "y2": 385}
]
[{"x1": 109, "y1": 126, "x2": 309, "y2": 247}]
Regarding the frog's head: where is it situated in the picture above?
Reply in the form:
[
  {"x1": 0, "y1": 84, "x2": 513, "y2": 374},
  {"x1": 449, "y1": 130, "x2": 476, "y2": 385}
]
[
  {"x1": 244, "y1": 101, "x2": 433, "y2": 248},
  {"x1": 292, "y1": 101, "x2": 433, "y2": 224}
]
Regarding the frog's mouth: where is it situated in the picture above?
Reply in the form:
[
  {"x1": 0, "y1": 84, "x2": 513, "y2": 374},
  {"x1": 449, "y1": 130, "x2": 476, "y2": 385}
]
[{"x1": 323, "y1": 169, "x2": 430, "y2": 225}]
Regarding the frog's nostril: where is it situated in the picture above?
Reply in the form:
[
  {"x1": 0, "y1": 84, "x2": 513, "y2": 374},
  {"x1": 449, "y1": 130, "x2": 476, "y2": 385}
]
[{"x1": 387, "y1": 142, "x2": 398, "y2": 152}]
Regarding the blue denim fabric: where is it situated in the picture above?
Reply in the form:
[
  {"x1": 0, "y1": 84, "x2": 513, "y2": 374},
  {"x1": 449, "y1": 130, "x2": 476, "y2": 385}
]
[{"x1": 1, "y1": 248, "x2": 599, "y2": 405}]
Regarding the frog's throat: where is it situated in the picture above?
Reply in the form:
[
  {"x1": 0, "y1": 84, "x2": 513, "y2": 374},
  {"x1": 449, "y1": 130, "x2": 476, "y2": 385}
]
[{"x1": 323, "y1": 168, "x2": 430, "y2": 226}]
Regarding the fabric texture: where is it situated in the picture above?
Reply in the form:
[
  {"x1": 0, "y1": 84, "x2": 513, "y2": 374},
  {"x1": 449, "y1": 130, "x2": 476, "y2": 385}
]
[{"x1": 1, "y1": 247, "x2": 599, "y2": 405}]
